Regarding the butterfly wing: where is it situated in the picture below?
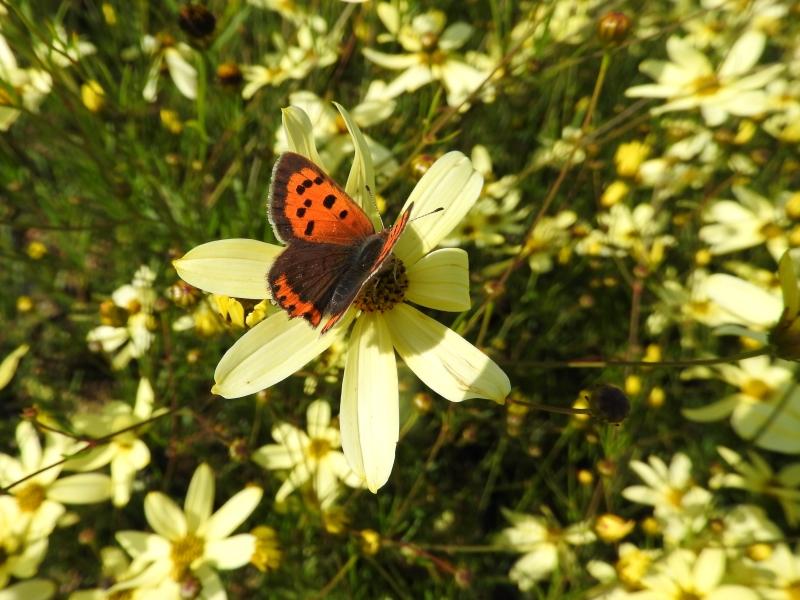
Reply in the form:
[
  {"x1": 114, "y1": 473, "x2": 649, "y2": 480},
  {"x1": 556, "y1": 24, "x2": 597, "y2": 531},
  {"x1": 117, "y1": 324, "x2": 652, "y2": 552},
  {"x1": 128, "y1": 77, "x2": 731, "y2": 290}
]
[
  {"x1": 267, "y1": 241, "x2": 357, "y2": 328},
  {"x1": 268, "y1": 152, "x2": 375, "y2": 245},
  {"x1": 320, "y1": 203, "x2": 414, "y2": 333}
]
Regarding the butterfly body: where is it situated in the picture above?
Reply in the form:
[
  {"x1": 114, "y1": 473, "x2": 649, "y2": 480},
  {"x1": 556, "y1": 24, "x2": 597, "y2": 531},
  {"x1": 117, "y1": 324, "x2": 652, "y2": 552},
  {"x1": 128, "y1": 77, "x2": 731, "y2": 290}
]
[{"x1": 267, "y1": 152, "x2": 412, "y2": 333}]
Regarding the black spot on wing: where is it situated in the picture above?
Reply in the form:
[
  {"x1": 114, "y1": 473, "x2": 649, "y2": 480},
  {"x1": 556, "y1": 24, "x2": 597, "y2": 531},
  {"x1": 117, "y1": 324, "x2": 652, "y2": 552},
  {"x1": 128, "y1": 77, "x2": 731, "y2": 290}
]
[
  {"x1": 305, "y1": 221, "x2": 315, "y2": 236},
  {"x1": 295, "y1": 185, "x2": 304, "y2": 195},
  {"x1": 323, "y1": 194, "x2": 336, "y2": 208},
  {"x1": 304, "y1": 199, "x2": 312, "y2": 207},
  {"x1": 296, "y1": 207, "x2": 306, "y2": 217},
  {"x1": 339, "y1": 210, "x2": 348, "y2": 219},
  {"x1": 314, "y1": 176, "x2": 324, "y2": 185}
]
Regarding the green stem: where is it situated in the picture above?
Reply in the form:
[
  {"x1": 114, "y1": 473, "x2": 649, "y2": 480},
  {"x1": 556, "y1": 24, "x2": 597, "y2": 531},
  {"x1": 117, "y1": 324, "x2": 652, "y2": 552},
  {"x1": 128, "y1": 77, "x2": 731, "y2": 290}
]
[{"x1": 507, "y1": 347, "x2": 770, "y2": 369}]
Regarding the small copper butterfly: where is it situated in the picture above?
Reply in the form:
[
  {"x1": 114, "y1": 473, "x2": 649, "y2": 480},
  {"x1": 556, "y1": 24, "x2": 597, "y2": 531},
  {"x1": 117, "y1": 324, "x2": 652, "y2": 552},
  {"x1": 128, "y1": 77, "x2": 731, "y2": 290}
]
[{"x1": 267, "y1": 152, "x2": 413, "y2": 333}]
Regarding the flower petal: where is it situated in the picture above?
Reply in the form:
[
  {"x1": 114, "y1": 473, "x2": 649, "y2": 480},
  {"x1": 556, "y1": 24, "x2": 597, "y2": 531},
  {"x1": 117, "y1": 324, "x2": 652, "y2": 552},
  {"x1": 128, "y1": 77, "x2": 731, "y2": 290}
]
[
  {"x1": 205, "y1": 534, "x2": 257, "y2": 570},
  {"x1": 394, "y1": 152, "x2": 483, "y2": 265},
  {"x1": 144, "y1": 492, "x2": 187, "y2": 539},
  {"x1": 306, "y1": 399, "x2": 332, "y2": 439},
  {"x1": 405, "y1": 248, "x2": 470, "y2": 311},
  {"x1": 334, "y1": 102, "x2": 380, "y2": 228},
  {"x1": 213, "y1": 310, "x2": 348, "y2": 398},
  {"x1": 47, "y1": 473, "x2": 112, "y2": 504},
  {"x1": 282, "y1": 105, "x2": 324, "y2": 167},
  {"x1": 164, "y1": 47, "x2": 197, "y2": 100},
  {"x1": 340, "y1": 313, "x2": 399, "y2": 493},
  {"x1": 185, "y1": 463, "x2": 215, "y2": 532},
  {"x1": 385, "y1": 304, "x2": 509, "y2": 403},
  {"x1": 0, "y1": 344, "x2": 28, "y2": 391},
  {"x1": 200, "y1": 486, "x2": 262, "y2": 541},
  {"x1": 173, "y1": 239, "x2": 282, "y2": 300}
]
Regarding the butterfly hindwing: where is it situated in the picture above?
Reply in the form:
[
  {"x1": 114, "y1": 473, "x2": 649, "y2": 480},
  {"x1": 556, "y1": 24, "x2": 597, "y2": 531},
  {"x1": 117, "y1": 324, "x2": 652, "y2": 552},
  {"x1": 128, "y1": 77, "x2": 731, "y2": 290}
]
[
  {"x1": 267, "y1": 242, "x2": 357, "y2": 327},
  {"x1": 268, "y1": 152, "x2": 375, "y2": 245}
]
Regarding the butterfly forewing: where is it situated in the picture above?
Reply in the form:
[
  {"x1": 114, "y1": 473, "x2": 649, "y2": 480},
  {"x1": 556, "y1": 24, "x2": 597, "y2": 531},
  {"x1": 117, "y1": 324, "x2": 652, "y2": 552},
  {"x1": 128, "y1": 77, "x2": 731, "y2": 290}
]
[{"x1": 268, "y1": 152, "x2": 375, "y2": 245}]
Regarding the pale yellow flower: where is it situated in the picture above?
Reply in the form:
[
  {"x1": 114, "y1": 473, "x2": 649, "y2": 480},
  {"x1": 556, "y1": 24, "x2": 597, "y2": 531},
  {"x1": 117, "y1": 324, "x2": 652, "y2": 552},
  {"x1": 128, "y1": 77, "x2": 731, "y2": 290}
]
[
  {"x1": 364, "y1": 5, "x2": 493, "y2": 108},
  {"x1": 252, "y1": 399, "x2": 365, "y2": 508},
  {"x1": 622, "y1": 453, "x2": 712, "y2": 544},
  {"x1": 711, "y1": 446, "x2": 800, "y2": 525},
  {"x1": 0, "y1": 345, "x2": 28, "y2": 391},
  {"x1": 0, "y1": 34, "x2": 52, "y2": 131},
  {"x1": 629, "y1": 548, "x2": 759, "y2": 600},
  {"x1": 64, "y1": 378, "x2": 165, "y2": 507},
  {"x1": 626, "y1": 31, "x2": 783, "y2": 126},
  {"x1": 174, "y1": 104, "x2": 510, "y2": 492},
  {"x1": 86, "y1": 265, "x2": 157, "y2": 370},
  {"x1": 499, "y1": 509, "x2": 595, "y2": 591},
  {"x1": 112, "y1": 464, "x2": 262, "y2": 600},
  {"x1": 0, "y1": 422, "x2": 112, "y2": 541},
  {"x1": 141, "y1": 34, "x2": 197, "y2": 102},
  {"x1": 682, "y1": 356, "x2": 800, "y2": 454}
]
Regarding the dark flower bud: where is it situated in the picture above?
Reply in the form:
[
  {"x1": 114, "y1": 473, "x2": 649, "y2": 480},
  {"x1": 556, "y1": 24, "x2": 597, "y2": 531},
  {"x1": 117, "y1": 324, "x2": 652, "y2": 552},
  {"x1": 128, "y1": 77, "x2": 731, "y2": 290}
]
[
  {"x1": 178, "y1": 4, "x2": 216, "y2": 38},
  {"x1": 586, "y1": 384, "x2": 630, "y2": 424},
  {"x1": 597, "y1": 12, "x2": 632, "y2": 45}
]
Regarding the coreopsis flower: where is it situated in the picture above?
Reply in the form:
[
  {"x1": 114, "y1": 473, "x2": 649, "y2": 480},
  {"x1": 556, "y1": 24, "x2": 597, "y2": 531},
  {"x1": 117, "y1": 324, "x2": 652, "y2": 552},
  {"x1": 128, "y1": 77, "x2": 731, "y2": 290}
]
[
  {"x1": 34, "y1": 25, "x2": 96, "y2": 68},
  {"x1": 273, "y1": 89, "x2": 397, "y2": 177},
  {"x1": 681, "y1": 356, "x2": 800, "y2": 454},
  {"x1": 0, "y1": 496, "x2": 50, "y2": 592},
  {"x1": 252, "y1": 399, "x2": 365, "y2": 508},
  {"x1": 442, "y1": 145, "x2": 529, "y2": 248},
  {"x1": 699, "y1": 186, "x2": 789, "y2": 260},
  {"x1": 0, "y1": 345, "x2": 28, "y2": 390},
  {"x1": 575, "y1": 203, "x2": 675, "y2": 267},
  {"x1": 763, "y1": 78, "x2": 800, "y2": 142},
  {"x1": 174, "y1": 104, "x2": 510, "y2": 492},
  {"x1": 363, "y1": 5, "x2": 493, "y2": 108},
  {"x1": 711, "y1": 446, "x2": 800, "y2": 525},
  {"x1": 0, "y1": 421, "x2": 112, "y2": 541},
  {"x1": 622, "y1": 453, "x2": 712, "y2": 544},
  {"x1": 241, "y1": 16, "x2": 338, "y2": 100},
  {"x1": 758, "y1": 544, "x2": 800, "y2": 600},
  {"x1": 630, "y1": 548, "x2": 759, "y2": 600},
  {"x1": 520, "y1": 211, "x2": 577, "y2": 274},
  {"x1": 531, "y1": 126, "x2": 586, "y2": 169},
  {"x1": 111, "y1": 464, "x2": 262, "y2": 599},
  {"x1": 86, "y1": 265, "x2": 157, "y2": 370},
  {"x1": 626, "y1": 31, "x2": 783, "y2": 126},
  {"x1": 64, "y1": 378, "x2": 165, "y2": 507},
  {"x1": 498, "y1": 509, "x2": 595, "y2": 591},
  {"x1": 0, "y1": 33, "x2": 53, "y2": 131},
  {"x1": 141, "y1": 34, "x2": 198, "y2": 101},
  {"x1": 587, "y1": 542, "x2": 662, "y2": 598}
]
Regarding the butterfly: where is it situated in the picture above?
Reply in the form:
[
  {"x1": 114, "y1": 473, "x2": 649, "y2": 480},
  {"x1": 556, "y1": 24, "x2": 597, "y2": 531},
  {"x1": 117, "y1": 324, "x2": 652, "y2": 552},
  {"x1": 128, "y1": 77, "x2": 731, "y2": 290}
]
[{"x1": 267, "y1": 152, "x2": 413, "y2": 334}]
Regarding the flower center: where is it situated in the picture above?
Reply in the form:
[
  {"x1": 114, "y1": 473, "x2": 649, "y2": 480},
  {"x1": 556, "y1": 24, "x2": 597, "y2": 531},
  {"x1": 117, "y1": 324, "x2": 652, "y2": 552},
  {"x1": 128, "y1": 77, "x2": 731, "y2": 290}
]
[
  {"x1": 665, "y1": 487, "x2": 685, "y2": 508},
  {"x1": 760, "y1": 222, "x2": 784, "y2": 239},
  {"x1": 354, "y1": 257, "x2": 408, "y2": 313},
  {"x1": 741, "y1": 378, "x2": 771, "y2": 400},
  {"x1": 616, "y1": 549, "x2": 651, "y2": 589},
  {"x1": 307, "y1": 438, "x2": 332, "y2": 460},
  {"x1": 690, "y1": 74, "x2": 721, "y2": 96},
  {"x1": 251, "y1": 525, "x2": 282, "y2": 572},
  {"x1": 170, "y1": 533, "x2": 205, "y2": 580},
  {"x1": 16, "y1": 483, "x2": 46, "y2": 512}
]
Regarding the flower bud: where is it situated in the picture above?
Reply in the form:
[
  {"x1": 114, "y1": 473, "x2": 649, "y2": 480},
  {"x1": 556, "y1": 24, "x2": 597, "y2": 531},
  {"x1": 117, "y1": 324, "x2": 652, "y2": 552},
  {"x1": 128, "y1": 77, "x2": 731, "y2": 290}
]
[
  {"x1": 587, "y1": 384, "x2": 630, "y2": 424},
  {"x1": 179, "y1": 4, "x2": 216, "y2": 38},
  {"x1": 217, "y1": 62, "x2": 243, "y2": 86},
  {"x1": 597, "y1": 12, "x2": 632, "y2": 44}
]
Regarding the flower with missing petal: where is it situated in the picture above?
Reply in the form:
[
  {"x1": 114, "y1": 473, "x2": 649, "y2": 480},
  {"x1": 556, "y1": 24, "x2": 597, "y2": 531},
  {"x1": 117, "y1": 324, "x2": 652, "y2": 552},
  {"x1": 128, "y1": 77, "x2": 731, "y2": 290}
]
[
  {"x1": 252, "y1": 399, "x2": 365, "y2": 508},
  {"x1": 174, "y1": 104, "x2": 510, "y2": 492},
  {"x1": 111, "y1": 464, "x2": 262, "y2": 600},
  {"x1": 141, "y1": 34, "x2": 197, "y2": 102}
]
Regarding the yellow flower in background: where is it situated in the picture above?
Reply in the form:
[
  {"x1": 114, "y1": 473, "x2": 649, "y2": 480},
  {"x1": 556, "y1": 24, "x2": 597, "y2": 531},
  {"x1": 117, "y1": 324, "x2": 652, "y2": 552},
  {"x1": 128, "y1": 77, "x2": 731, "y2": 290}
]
[
  {"x1": 175, "y1": 104, "x2": 510, "y2": 492},
  {"x1": 111, "y1": 464, "x2": 262, "y2": 599},
  {"x1": 364, "y1": 5, "x2": 494, "y2": 108},
  {"x1": 252, "y1": 399, "x2": 365, "y2": 508},
  {"x1": 86, "y1": 265, "x2": 157, "y2": 370},
  {"x1": 64, "y1": 378, "x2": 165, "y2": 507},
  {"x1": 498, "y1": 509, "x2": 595, "y2": 591},
  {"x1": 626, "y1": 31, "x2": 783, "y2": 126},
  {"x1": 0, "y1": 422, "x2": 112, "y2": 541},
  {"x1": 682, "y1": 356, "x2": 800, "y2": 454}
]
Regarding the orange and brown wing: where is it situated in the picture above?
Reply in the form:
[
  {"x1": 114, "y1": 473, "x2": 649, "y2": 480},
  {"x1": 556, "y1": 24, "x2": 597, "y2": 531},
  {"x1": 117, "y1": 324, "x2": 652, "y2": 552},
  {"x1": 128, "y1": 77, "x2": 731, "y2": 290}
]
[
  {"x1": 267, "y1": 241, "x2": 356, "y2": 328},
  {"x1": 373, "y1": 202, "x2": 413, "y2": 268},
  {"x1": 268, "y1": 152, "x2": 375, "y2": 245}
]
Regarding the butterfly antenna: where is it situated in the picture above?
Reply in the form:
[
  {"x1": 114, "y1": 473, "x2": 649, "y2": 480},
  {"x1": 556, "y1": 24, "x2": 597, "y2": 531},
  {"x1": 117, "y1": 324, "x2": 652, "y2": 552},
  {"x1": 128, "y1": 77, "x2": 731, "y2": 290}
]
[{"x1": 410, "y1": 207, "x2": 444, "y2": 222}]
